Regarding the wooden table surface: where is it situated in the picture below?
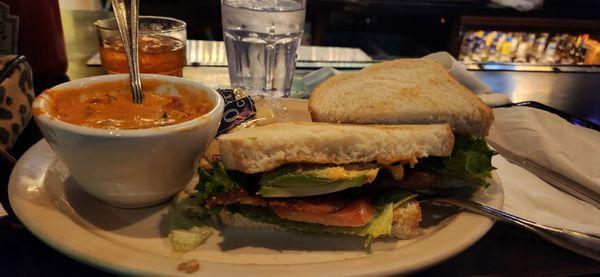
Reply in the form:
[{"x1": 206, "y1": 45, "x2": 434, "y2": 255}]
[{"x1": 1, "y1": 10, "x2": 598, "y2": 276}]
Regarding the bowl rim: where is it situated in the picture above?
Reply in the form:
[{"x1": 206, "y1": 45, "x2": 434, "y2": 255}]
[{"x1": 33, "y1": 74, "x2": 224, "y2": 137}]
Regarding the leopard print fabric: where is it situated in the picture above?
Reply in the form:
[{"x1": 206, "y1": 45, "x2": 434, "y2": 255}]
[{"x1": 0, "y1": 55, "x2": 34, "y2": 151}]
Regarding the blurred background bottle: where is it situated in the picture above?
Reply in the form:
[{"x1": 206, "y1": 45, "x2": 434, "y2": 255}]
[
  {"x1": 459, "y1": 30, "x2": 597, "y2": 65},
  {"x1": 574, "y1": 34, "x2": 588, "y2": 64},
  {"x1": 514, "y1": 33, "x2": 529, "y2": 63},
  {"x1": 499, "y1": 36, "x2": 513, "y2": 62},
  {"x1": 534, "y1": 33, "x2": 549, "y2": 64},
  {"x1": 542, "y1": 36, "x2": 559, "y2": 63}
]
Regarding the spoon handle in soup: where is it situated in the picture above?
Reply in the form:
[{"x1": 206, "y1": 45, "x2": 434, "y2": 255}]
[
  {"x1": 111, "y1": 0, "x2": 143, "y2": 103},
  {"x1": 129, "y1": 0, "x2": 143, "y2": 103}
]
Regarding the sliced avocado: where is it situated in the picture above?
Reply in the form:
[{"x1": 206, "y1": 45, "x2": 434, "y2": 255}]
[
  {"x1": 261, "y1": 174, "x2": 337, "y2": 187},
  {"x1": 258, "y1": 164, "x2": 380, "y2": 197},
  {"x1": 259, "y1": 175, "x2": 368, "y2": 197},
  {"x1": 261, "y1": 164, "x2": 379, "y2": 187},
  {"x1": 260, "y1": 165, "x2": 328, "y2": 187}
]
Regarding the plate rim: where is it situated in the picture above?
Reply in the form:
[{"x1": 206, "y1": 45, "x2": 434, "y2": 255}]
[{"x1": 9, "y1": 98, "x2": 504, "y2": 276}]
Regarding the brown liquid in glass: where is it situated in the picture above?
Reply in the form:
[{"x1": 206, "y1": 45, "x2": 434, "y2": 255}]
[{"x1": 99, "y1": 34, "x2": 186, "y2": 77}]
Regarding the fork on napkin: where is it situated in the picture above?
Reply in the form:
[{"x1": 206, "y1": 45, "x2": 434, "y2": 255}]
[{"x1": 487, "y1": 106, "x2": 600, "y2": 235}]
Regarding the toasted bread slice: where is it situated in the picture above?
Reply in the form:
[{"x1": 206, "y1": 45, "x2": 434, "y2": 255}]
[
  {"x1": 218, "y1": 199, "x2": 423, "y2": 239},
  {"x1": 308, "y1": 58, "x2": 494, "y2": 137},
  {"x1": 218, "y1": 122, "x2": 454, "y2": 174}
]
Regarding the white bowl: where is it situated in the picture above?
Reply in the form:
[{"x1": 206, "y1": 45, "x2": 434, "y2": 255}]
[{"x1": 33, "y1": 74, "x2": 224, "y2": 208}]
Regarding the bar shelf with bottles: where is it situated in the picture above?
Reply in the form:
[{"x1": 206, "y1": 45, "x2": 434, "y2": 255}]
[{"x1": 458, "y1": 31, "x2": 600, "y2": 72}]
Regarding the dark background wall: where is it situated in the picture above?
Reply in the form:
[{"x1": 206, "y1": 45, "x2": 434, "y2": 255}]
[{"x1": 134, "y1": 0, "x2": 600, "y2": 59}]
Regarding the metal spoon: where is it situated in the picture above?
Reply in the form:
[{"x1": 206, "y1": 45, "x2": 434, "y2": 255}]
[
  {"x1": 421, "y1": 194, "x2": 600, "y2": 261},
  {"x1": 111, "y1": 0, "x2": 143, "y2": 103}
]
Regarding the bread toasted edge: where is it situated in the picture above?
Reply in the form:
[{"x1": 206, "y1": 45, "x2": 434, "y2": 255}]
[
  {"x1": 472, "y1": 101, "x2": 495, "y2": 137},
  {"x1": 308, "y1": 72, "x2": 360, "y2": 122},
  {"x1": 218, "y1": 122, "x2": 455, "y2": 174},
  {"x1": 218, "y1": 199, "x2": 423, "y2": 239},
  {"x1": 308, "y1": 59, "x2": 495, "y2": 137}
]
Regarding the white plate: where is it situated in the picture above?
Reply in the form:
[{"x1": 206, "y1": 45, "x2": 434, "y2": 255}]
[{"x1": 9, "y1": 98, "x2": 504, "y2": 276}]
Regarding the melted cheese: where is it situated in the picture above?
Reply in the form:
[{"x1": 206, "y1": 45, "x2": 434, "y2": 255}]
[{"x1": 312, "y1": 167, "x2": 379, "y2": 183}]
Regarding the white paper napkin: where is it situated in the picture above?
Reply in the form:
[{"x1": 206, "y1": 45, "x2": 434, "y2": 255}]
[
  {"x1": 422, "y1": 52, "x2": 511, "y2": 106},
  {"x1": 488, "y1": 106, "x2": 600, "y2": 194},
  {"x1": 423, "y1": 52, "x2": 492, "y2": 94},
  {"x1": 489, "y1": 106, "x2": 600, "y2": 235},
  {"x1": 491, "y1": 0, "x2": 544, "y2": 12},
  {"x1": 495, "y1": 155, "x2": 600, "y2": 235}
]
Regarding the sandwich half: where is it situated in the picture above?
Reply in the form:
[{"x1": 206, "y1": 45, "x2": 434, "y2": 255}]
[
  {"x1": 308, "y1": 58, "x2": 494, "y2": 137},
  {"x1": 171, "y1": 122, "x2": 495, "y2": 247}
]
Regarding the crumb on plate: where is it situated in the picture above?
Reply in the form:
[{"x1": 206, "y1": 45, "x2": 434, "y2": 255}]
[{"x1": 177, "y1": 259, "x2": 200, "y2": 273}]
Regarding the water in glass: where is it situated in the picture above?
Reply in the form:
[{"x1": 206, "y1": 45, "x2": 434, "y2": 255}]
[{"x1": 222, "y1": 0, "x2": 306, "y2": 98}]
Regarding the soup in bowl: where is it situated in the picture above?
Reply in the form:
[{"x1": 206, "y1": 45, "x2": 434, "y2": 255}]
[{"x1": 33, "y1": 74, "x2": 224, "y2": 208}]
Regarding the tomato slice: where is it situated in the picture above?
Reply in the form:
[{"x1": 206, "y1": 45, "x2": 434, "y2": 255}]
[{"x1": 271, "y1": 198, "x2": 375, "y2": 227}]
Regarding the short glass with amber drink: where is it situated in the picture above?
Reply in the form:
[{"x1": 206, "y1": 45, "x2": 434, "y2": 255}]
[{"x1": 95, "y1": 16, "x2": 187, "y2": 76}]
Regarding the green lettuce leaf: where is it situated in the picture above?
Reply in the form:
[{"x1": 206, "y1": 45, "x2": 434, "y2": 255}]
[
  {"x1": 358, "y1": 203, "x2": 394, "y2": 247},
  {"x1": 424, "y1": 135, "x2": 496, "y2": 187},
  {"x1": 167, "y1": 192, "x2": 214, "y2": 255},
  {"x1": 167, "y1": 161, "x2": 240, "y2": 255},
  {"x1": 169, "y1": 226, "x2": 213, "y2": 256},
  {"x1": 196, "y1": 162, "x2": 241, "y2": 201},
  {"x1": 168, "y1": 193, "x2": 210, "y2": 229},
  {"x1": 374, "y1": 190, "x2": 417, "y2": 211}
]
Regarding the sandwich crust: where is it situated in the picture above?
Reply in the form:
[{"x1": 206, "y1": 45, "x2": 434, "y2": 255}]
[
  {"x1": 308, "y1": 58, "x2": 494, "y2": 137},
  {"x1": 218, "y1": 122, "x2": 454, "y2": 174}
]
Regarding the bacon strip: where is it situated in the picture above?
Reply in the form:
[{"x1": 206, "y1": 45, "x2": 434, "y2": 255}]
[
  {"x1": 205, "y1": 190, "x2": 375, "y2": 227},
  {"x1": 205, "y1": 190, "x2": 267, "y2": 207},
  {"x1": 268, "y1": 195, "x2": 346, "y2": 214},
  {"x1": 271, "y1": 198, "x2": 375, "y2": 227}
]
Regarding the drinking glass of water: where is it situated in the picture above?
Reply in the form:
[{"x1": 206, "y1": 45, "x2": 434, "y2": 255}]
[{"x1": 221, "y1": 0, "x2": 306, "y2": 98}]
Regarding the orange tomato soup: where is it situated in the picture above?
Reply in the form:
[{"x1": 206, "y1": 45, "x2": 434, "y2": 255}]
[{"x1": 43, "y1": 79, "x2": 213, "y2": 129}]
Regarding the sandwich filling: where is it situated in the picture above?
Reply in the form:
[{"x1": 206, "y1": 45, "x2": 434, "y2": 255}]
[
  {"x1": 175, "y1": 160, "x2": 419, "y2": 248},
  {"x1": 200, "y1": 163, "x2": 383, "y2": 228},
  {"x1": 169, "y1": 135, "x2": 495, "y2": 253}
]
